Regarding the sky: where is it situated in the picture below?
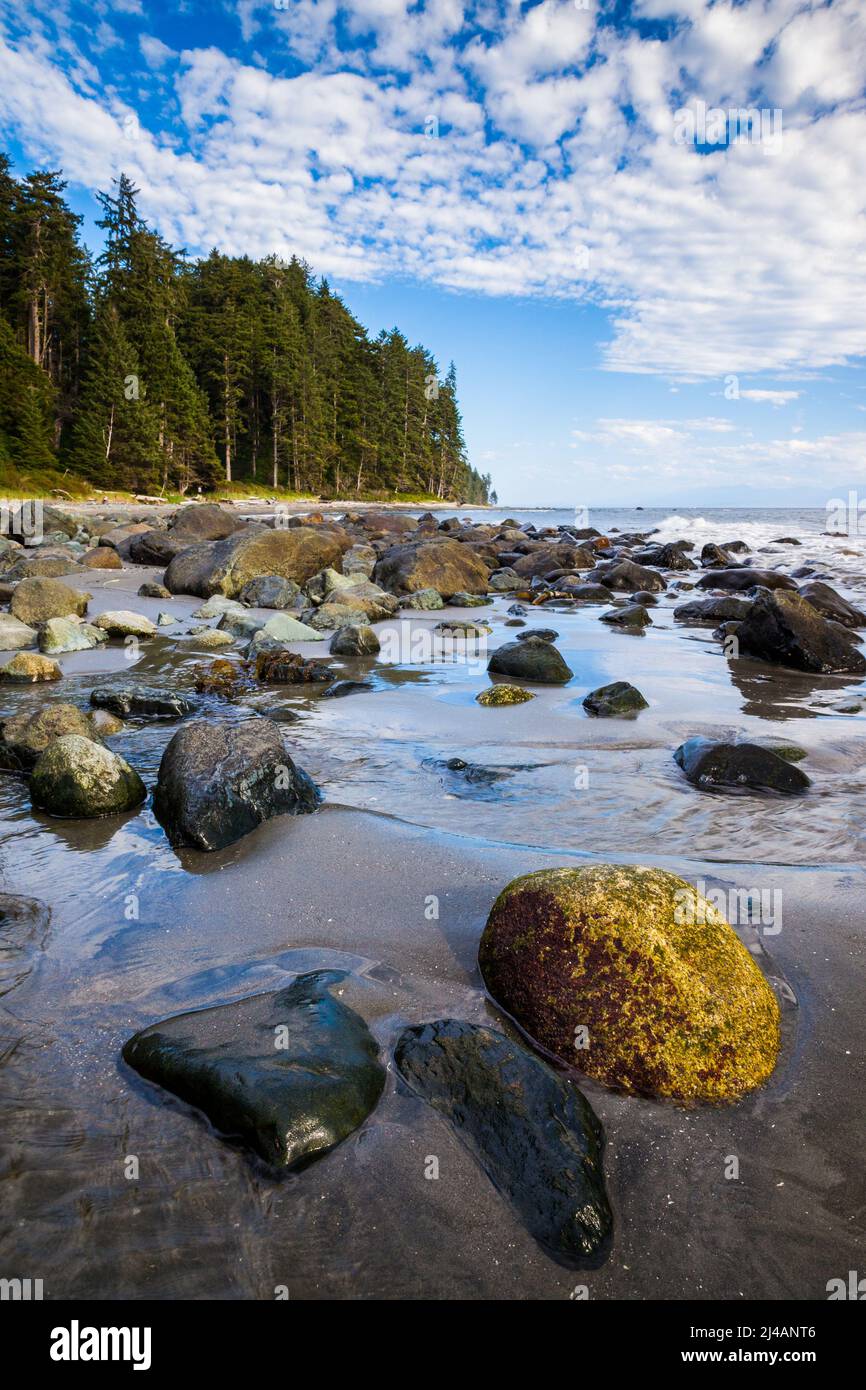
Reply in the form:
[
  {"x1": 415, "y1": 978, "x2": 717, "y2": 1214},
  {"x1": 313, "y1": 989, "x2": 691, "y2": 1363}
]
[{"x1": 1, "y1": 0, "x2": 865, "y2": 507}]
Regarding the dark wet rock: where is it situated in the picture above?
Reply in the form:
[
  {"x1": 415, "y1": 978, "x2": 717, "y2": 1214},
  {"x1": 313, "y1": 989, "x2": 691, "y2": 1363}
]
[
  {"x1": 168, "y1": 502, "x2": 245, "y2": 543},
  {"x1": 583, "y1": 681, "x2": 648, "y2": 717},
  {"x1": 394, "y1": 1019, "x2": 611, "y2": 1268},
  {"x1": 238, "y1": 574, "x2": 301, "y2": 609},
  {"x1": 696, "y1": 568, "x2": 797, "y2": 593},
  {"x1": 476, "y1": 684, "x2": 534, "y2": 705},
  {"x1": 700, "y1": 542, "x2": 735, "y2": 567},
  {"x1": 591, "y1": 559, "x2": 666, "y2": 593},
  {"x1": 600, "y1": 603, "x2": 652, "y2": 628},
  {"x1": 10, "y1": 576, "x2": 89, "y2": 624},
  {"x1": 511, "y1": 544, "x2": 595, "y2": 579},
  {"x1": 674, "y1": 596, "x2": 753, "y2": 624},
  {"x1": 674, "y1": 737, "x2": 811, "y2": 794},
  {"x1": 0, "y1": 703, "x2": 101, "y2": 772},
  {"x1": 254, "y1": 650, "x2": 334, "y2": 683},
  {"x1": 799, "y1": 580, "x2": 866, "y2": 629},
  {"x1": 137, "y1": 581, "x2": 171, "y2": 600},
  {"x1": 164, "y1": 525, "x2": 348, "y2": 599},
  {"x1": 122, "y1": 970, "x2": 384, "y2": 1168},
  {"x1": 633, "y1": 544, "x2": 696, "y2": 571},
  {"x1": 516, "y1": 627, "x2": 558, "y2": 643},
  {"x1": 329, "y1": 624, "x2": 380, "y2": 656},
  {"x1": 736, "y1": 588, "x2": 866, "y2": 673},
  {"x1": 752, "y1": 736, "x2": 808, "y2": 763},
  {"x1": 373, "y1": 538, "x2": 489, "y2": 600},
  {"x1": 153, "y1": 717, "x2": 320, "y2": 851},
  {"x1": 556, "y1": 581, "x2": 613, "y2": 604},
  {"x1": 721, "y1": 540, "x2": 750, "y2": 554},
  {"x1": 31, "y1": 734, "x2": 146, "y2": 817},
  {"x1": 632, "y1": 589, "x2": 659, "y2": 606},
  {"x1": 773, "y1": 536, "x2": 801, "y2": 545},
  {"x1": 424, "y1": 755, "x2": 512, "y2": 789},
  {"x1": 791, "y1": 566, "x2": 815, "y2": 579},
  {"x1": 507, "y1": 602, "x2": 528, "y2": 616},
  {"x1": 479, "y1": 865, "x2": 781, "y2": 1103},
  {"x1": 504, "y1": 618, "x2": 525, "y2": 627},
  {"x1": 322, "y1": 679, "x2": 374, "y2": 698},
  {"x1": 91, "y1": 684, "x2": 193, "y2": 720},
  {"x1": 488, "y1": 635, "x2": 573, "y2": 684},
  {"x1": 128, "y1": 530, "x2": 189, "y2": 567}
]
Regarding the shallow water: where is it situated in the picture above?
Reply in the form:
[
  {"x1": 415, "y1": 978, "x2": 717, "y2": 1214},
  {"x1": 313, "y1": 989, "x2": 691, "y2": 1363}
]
[{"x1": 1, "y1": 513, "x2": 865, "y2": 1299}]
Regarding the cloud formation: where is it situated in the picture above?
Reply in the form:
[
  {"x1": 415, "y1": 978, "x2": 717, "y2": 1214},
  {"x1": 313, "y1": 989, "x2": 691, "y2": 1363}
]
[{"x1": 0, "y1": 0, "x2": 864, "y2": 386}]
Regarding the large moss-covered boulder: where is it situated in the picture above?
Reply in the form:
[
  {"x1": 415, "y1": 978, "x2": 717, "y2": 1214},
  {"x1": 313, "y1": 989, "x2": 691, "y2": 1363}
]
[
  {"x1": 153, "y1": 717, "x2": 321, "y2": 850},
  {"x1": 30, "y1": 735, "x2": 146, "y2": 817},
  {"x1": 395, "y1": 1019, "x2": 611, "y2": 1267},
  {"x1": 122, "y1": 970, "x2": 385, "y2": 1169},
  {"x1": 373, "y1": 538, "x2": 489, "y2": 600},
  {"x1": 0, "y1": 652, "x2": 61, "y2": 683},
  {"x1": 10, "y1": 576, "x2": 88, "y2": 624},
  {"x1": 479, "y1": 865, "x2": 781, "y2": 1103},
  {"x1": 164, "y1": 525, "x2": 348, "y2": 599}
]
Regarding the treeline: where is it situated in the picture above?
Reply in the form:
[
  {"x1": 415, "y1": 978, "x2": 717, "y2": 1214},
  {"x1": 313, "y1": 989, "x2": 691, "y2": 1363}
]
[{"x1": 0, "y1": 158, "x2": 492, "y2": 503}]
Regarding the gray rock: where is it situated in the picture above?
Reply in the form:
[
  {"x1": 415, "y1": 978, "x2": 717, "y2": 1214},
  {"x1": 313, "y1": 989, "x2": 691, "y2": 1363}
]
[
  {"x1": 674, "y1": 737, "x2": 811, "y2": 794},
  {"x1": 30, "y1": 735, "x2": 146, "y2": 817}
]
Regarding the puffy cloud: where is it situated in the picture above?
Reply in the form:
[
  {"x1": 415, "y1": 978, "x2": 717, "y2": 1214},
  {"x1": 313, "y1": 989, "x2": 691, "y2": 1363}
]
[{"x1": 0, "y1": 0, "x2": 863, "y2": 384}]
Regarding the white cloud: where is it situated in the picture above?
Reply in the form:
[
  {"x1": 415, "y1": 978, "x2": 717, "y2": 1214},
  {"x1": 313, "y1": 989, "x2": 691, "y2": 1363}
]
[
  {"x1": 739, "y1": 390, "x2": 802, "y2": 406},
  {"x1": 0, "y1": 0, "x2": 864, "y2": 384}
]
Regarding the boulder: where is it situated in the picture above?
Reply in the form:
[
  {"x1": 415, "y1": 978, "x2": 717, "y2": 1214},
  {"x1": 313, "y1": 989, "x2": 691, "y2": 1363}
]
[
  {"x1": 137, "y1": 581, "x2": 172, "y2": 600},
  {"x1": 700, "y1": 543, "x2": 735, "y2": 567},
  {"x1": 399, "y1": 588, "x2": 444, "y2": 610},
  {"x1": 0, "y1": 652, "x2": 61, "y2": 683},
  {"x1": 192, "y1": 629, "x2": 234, "y2": 649},
  {"x1": 80, "y1": 546, "x2": 122, "y2": 570},
  {"x1": 254, "y1": 651, "x2": 334, "y2": 684},
  {"x1": 0, "y1": 704, "x2": 100, "y2": 771},
  {"x1": 122, "y1": 971, "x2": 385, "y2": 1169},
  {"x1": 10, "y1": 577, "x2": 88, "y2": 624},
  {"x1": 3, "y1": 555, "x2": 83, "y2": 580},
  {"x1": 90, "y1": 684, "x2": 193, "y2": 720},
  {"x1": 153, "y1": 718, "x2": 321, "y2": 851},
  {"x1": 39, "y1": 617, "x2": 106, "y2": 654},
  {"x1": 511, "y1": 545, "x2": 595, "y2": 579},
  {"x1": 696, "y1": 568, "x2": 797, "y2": 593},
  {"x1": 0, "y1": 613, "x2": 38, "y2": 650},
  {"x1": 736, "y1": 588, "x2": 866, "y2": 673},
  {"x1": 592, "y1": 559, "x2": 666, "y2": 593},
  {"x1": 476, "y1": 684, "x2": 535, "y2": 706},
  {"x1": 128, "y1": 530, "x2": 189, "y2": 566},
  {"x1": 673, "y1": 597, "x2": 753, "y2": 625},
  {"x1": 168, "y1": 502, "x2": 244, "y2": 543},
  {"x1": 487, "y1": 636, "x2": 573, "y2": 684},
  {"x1": 799, "y1": 580, "x2": 866, "y2": 629},
  {"x1": 583, "y1": 681, "x2": 648, "y2": 716},
  {"x1": 164, "y1": 525, "x2": 348, "y2": 599},
  {"x1": 92, "y1": 610, "x2": 157, "y2": 639},
  {"x1": 237, "y1": 575, "x2": 301, "y2": 609},
  {"x1": 247, "y1": 613, "x2": 325, "y2": 648},
  {"x1": 341, "y1": 544, "x2": 377, "y2": 578},
  {"x1": 330, "y1": 625, "x2": 380, "y2": 656},
  {"x1": 600, "y1": 604, "x2": 652, "y2": 628},
  {"x1": 373, "y1": 538, "x2": 489, "y2": 600},
  {"x1": 633, "y1": 544, "x2": 696, "y2": 571},
  {"x1": 674, "y1": 737, "x2": 811, "y2": 794},
  {"x1": 478, "y1": 865, "x2": 781, "y2": 1102},
  {"x1": 30, "y1": 735, "x2": 146, "y2": 817},
  {"x1": 395, "y1": 1020, "x2": 611, "y2": 1268}
]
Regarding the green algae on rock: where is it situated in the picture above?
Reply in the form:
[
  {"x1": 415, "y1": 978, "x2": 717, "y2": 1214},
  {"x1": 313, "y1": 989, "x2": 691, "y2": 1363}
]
[
  {"x1": 394, "y1": 1019, "x2": 611, "y2": 1268},
  {"x1": 479, "y1": 864, "x2": 781, "y2": 1103},
  {"x1": 476, "y1": 684, "x2": 535, "y2": 706},
  {"x1": 122, "y1": 971, "x2": 385, "y2": 1169}
]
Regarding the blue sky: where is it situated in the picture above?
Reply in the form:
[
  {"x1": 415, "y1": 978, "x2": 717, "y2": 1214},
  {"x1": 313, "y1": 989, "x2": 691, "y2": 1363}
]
[{"x1": 1, "y1": 0, "x2": 865, "y2": 506}]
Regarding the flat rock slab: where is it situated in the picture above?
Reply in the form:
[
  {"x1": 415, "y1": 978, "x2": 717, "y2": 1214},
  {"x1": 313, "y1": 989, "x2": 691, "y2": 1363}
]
[
  {"x1": 394, "y1": 1019, "x2": 612, "y2": 1268},
  {"x1": 123, "y1": 971, "x2": 385, "y2": 1169}
]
